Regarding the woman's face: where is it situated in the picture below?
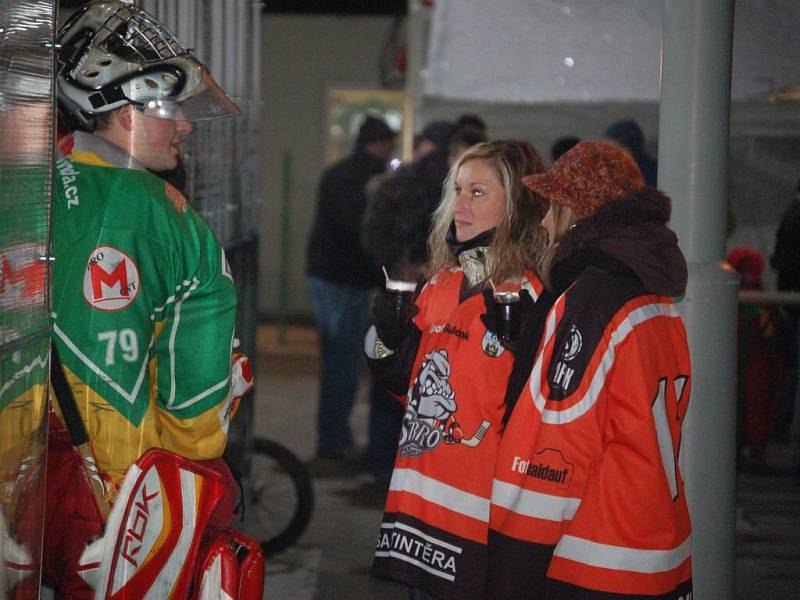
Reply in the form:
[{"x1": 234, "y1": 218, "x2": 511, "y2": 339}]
[
  {"x1": 452, "y1": 159, "x2": 506, "y2": 242},
  {"x1": 542, "y1": 205, "x2": 556, "y2": 244}
]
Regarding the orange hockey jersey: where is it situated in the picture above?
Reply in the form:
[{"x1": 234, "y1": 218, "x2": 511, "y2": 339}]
[
  {"x1": 372, "y1": 268, "x2": 542, "y2": 600},
  {"x1": 488, "y1": 268, "x2": 692, "y2": 599}
]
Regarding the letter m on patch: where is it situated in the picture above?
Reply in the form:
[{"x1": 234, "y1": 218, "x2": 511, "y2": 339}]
[{"x1": 91, "y1": 260, "x2": 129, "y2": 300}]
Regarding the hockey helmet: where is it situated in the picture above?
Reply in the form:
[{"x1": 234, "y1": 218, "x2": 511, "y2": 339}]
[{"x1": 56, "y1": 1, "x2": 240, "y2": 130}]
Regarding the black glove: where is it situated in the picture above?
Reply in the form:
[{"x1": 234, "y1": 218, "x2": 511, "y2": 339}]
[
  {"x1": 371, "y1": 292, "x2": 419, "y2": 350},
  {"x1": 479, "y1": 287, "x2": 536, "y2": 351},
  {"x1": 500, "y1": 287, "x2": 558, "y2": 426}
]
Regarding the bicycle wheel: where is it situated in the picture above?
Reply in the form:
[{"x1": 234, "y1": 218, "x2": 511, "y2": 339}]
[{"x1": 238, "y1": 437, "x2": 314, "y2": 556}]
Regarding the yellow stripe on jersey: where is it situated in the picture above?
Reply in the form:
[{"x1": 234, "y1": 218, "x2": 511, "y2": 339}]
[{"x1": 69, "y1": 151, "x2": 115, "y2": 167}]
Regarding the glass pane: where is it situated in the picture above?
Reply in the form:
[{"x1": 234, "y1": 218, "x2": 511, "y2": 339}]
[{"x1": 0, "y1": 1, "x2": 54, "y2": 596}]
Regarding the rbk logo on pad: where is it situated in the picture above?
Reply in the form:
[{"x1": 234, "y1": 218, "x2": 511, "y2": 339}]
[{"x1": 83, "y1": 246, "x2": 140, "y2": 311}]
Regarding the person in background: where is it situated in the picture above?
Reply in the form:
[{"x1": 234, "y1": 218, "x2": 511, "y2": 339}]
[
  {"x1": 488, "y1": 141, "x2": 692, "y2": 599},
  {"x1": 448, "y1": 126, "x2": 490, "y2": 168},
  {"x1": 306, "y1": 115, "x2": 396, "y2": 468},
  {"x1": 365, "y1": 140, "x2": 548, "y2": 599},
  {"x1": 605, "y1": 118, "x2": 658, "y2": 186},
  {"x1": 412, "y1": 120, "x2": 457, "y2": 164},
  {"x1": 771, "y1": 178, "x2": 800, "y2": 483},
  {"x1": 549, "y1": 135, "x2": 580, "y2": 163},
  {"x1": 363, "y1": 121, "x2": 486, "y2": 285},
  {"x1": 727, "y1": 248, "x2": 785, "y2": 469},
  {"x1": 455, "y1": 113, "x2": 488, "y2": 137}
]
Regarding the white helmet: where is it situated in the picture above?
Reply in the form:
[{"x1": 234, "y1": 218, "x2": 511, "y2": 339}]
[{"x1": 57, "y1": 0, "x2": 240, "y2": 130}]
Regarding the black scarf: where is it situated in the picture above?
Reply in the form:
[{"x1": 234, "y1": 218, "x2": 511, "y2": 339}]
[{"x1": 445, "y1": 223, "x2": 496, "y2": 257}]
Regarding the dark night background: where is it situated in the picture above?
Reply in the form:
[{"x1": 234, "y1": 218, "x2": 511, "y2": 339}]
[
  {"x1": 60, "y1": 1, "x2": 408, "y2": 15},
  {"x1": 262, "y1": 1, "x2": 407, "y2": 14}
]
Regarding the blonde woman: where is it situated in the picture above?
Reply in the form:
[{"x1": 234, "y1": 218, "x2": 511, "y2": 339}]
[{"x1": 365, "y1": 140, "x2": 548, "y2": 600}]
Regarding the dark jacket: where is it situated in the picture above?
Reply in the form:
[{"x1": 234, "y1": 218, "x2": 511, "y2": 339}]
[
  {"x1": 552, "y1": 187, "x2": 687, "y2": 298},
  {"x1": 606, "y1": 120, "x2": 658, "y2": 187},
  {"x1": 306, "y1": 147, "x2": 386, "y2": 287},
  {"x1": 771, "y1": 199, "x2": 800, "y2": 293},
  {"x1": 361, "y1": 149, "x2": 450, "y2": 277}
]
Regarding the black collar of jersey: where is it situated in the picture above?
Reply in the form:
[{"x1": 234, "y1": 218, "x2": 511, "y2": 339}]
[
  {"x1": 446, "y1": 223, "x2": 496, "y2": 257},
  {"x1": 550, "y1": 248, "x2": 640, "y2": 295}
]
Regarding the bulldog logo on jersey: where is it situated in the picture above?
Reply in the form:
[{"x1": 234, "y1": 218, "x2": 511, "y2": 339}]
[
  {"x1": 83, "y1": 246, "x2": 140, "y2": 311},
  {"x1": 399, "y1": 349, "x2": 491, "y2": 457}
]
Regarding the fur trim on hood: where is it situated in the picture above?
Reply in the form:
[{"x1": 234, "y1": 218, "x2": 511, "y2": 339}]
[{"x1": 553, "y1": 188, "x2": 688, "y2": 297}]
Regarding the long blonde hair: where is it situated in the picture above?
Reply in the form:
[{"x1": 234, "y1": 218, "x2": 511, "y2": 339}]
[
  {"x1": 539, "y1": 203, "x2": 578, "y2": 289},
  {"x1": 426, "y1": 140, "x2": 548, "y2": 283}
]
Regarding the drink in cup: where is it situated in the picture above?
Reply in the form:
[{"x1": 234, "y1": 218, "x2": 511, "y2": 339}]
[
  {"x1": 493, "y1": 290, "x2": 520, "y2": 342},
  {"x1": 385, "y1": 279, "x2": 417, "y2": 326}
]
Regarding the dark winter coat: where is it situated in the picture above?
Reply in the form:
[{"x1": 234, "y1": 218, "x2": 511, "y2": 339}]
[
  {"x1": 361, "y1": 150, "x2": 450, "y2": 278},
  {"x1": 771, "y1": 198, "x2": 800, "y2": 293},
  {"x1": 551, "y1": 187, "x2": 687, "y2": 297},
  {"x1": 306, "y1": 147, "x2": 386, "y2": 287}
]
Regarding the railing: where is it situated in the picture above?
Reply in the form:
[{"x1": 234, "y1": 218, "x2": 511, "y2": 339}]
[{"x1": 738, "y1": 290, "x2": 800, "y2": 307}]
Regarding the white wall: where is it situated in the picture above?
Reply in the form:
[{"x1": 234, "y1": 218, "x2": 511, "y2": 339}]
[{"x1": 259, "y1": 14, "x2": 396, "y2": 320}]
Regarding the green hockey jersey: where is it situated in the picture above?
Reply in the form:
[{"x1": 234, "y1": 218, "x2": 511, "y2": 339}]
[{"x1": 51, "y1": 132, "x2": 238, "y2": 490}]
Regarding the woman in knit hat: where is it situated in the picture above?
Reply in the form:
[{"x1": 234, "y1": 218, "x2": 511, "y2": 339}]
[
  {"x1": 487, "y1": 141, "x2": 693, "y2": 599},
  {"x1": 364, "y1": 140, "x2": 548, "y2": 600}
]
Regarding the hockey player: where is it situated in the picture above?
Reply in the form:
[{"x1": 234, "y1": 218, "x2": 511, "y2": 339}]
[
  {"x1": 45, "y1": 2, "x2": 260, "y2": 597},
  {"x1": 365, "y1": 141, "x2": 548, "y2": 599},
  {"x1": 487, "y1": 142, "x2": 692, "y2": 599}
]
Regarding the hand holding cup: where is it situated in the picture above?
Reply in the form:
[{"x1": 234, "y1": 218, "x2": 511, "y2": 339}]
[
  {"x1": 480, "y1": 286, "x2": 534, "y2": 349},
  {"x1": 373, "y1": 270, "x2": 419, "y2": 350},
  {"x1": 384, "y1": 278, "x2": 418, "y2": 328},
  {"x1": 492, "y1": 290, "x2": 521, "y2": 343}
]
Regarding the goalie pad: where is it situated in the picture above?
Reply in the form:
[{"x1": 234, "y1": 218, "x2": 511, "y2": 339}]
[
  {"x1": 0, "y1": 507, "x2": 34, "y2": 596},
  {"x1": 192, "y1": 528, "x2": 264, "y2": 600},
  {"x1": 79, "y1": 449, "x2": 226, "y2": 599}
]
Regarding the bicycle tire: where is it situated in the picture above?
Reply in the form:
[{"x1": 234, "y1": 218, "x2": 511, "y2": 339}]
[{"x1": 246, "y1": 437, "x2": 314, "y2": 556}]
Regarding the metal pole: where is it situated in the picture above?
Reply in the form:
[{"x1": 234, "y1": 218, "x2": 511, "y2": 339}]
[
  {"x1": 175, "y1": 0, "x2": 194, "y2": 49},
  {"x1": 235, "y1": 0, "x2": 247, "y2": 99},
  {"x1": 210, "y1": 0, "x2": 224, "y2": 78},
  {"x1": 192, "y1": 1, "x2": 205, "y2": 63},
  {"x1": 250, "y1": 1, "x2": 263, "y2": 238},
  {"x1": 403, "y1": 0, "x2": 429, "y2": 161},
  {"x1": 658, "y1": 2, "x2": 737, "y2": 598},
  {"x1": 250, "y1": 0, "x2": 262, "y2": 104},
  {"x1": 277, "y1": 150, "x2": 292, "y2": 343}
]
